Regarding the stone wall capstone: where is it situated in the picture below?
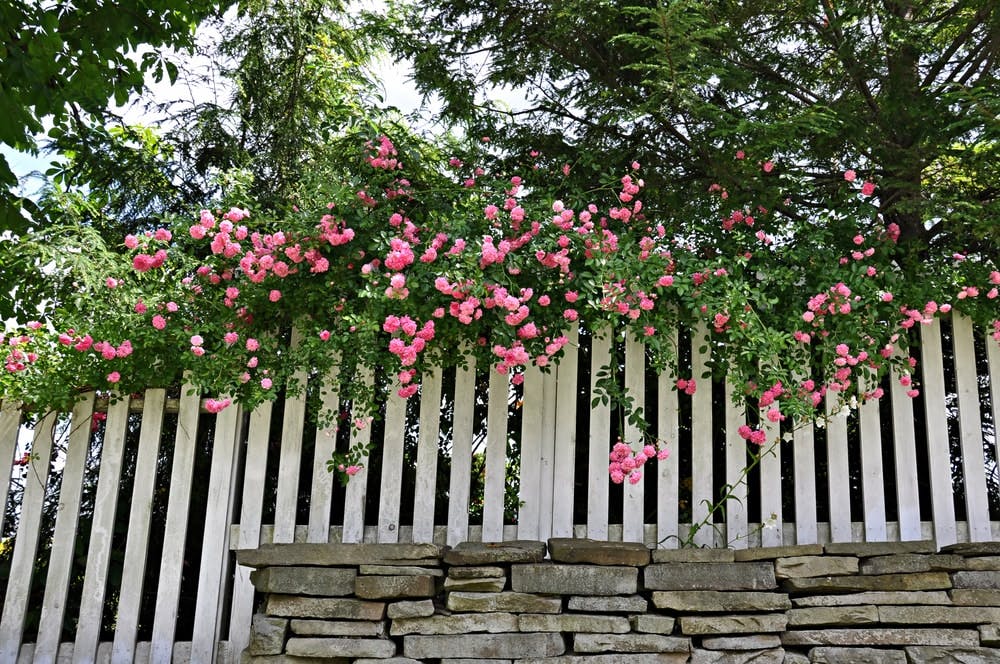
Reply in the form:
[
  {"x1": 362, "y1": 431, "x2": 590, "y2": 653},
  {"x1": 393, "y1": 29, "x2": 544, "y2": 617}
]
[{"x1": 236, "y1": 539, "x2": 1000, "y2": 663}]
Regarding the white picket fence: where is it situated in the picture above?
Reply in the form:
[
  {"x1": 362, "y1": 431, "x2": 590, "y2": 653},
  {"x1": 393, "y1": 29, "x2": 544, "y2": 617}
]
[{"x1": 0, "y1": 316, "x2": 998, "y2": 662}]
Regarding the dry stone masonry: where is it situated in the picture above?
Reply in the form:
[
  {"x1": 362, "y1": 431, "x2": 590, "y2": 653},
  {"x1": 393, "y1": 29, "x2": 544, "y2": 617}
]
[{"x1": 237, "y1": 539, "x2": 1000, "y2": 663}]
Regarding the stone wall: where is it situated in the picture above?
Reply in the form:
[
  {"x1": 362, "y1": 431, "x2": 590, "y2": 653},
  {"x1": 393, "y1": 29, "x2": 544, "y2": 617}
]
[{"x1": 236, "y1": 539, "x2": 1000, "y2": 664}]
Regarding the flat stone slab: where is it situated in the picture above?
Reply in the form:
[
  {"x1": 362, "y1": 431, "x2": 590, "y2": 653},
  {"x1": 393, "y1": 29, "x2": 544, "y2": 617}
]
[
  {"x1": 519, "y1": 613, "x2": 630, "y2": 633},
  {"x1": 792, "y1": 590, "x2": 951, "y2": 607},
  {"x1": 391, "y1": 612, "x2": 518, "y2": 636},
  {"x1": 950, "y1": 589, "x2": 1000, "y2": 605},
  {"x1": 404, "y1": 633, "x2": 565, "y2": 659},
  {"x1": 359, "y1": 564, "x2": 444, "y2": 576},
  {"x1": 689, "y1": 649, "x2": 784, "y2": 664},
  {"x1": 355, "y1": 659, "x2": 420, "y2": 664},
  {"x1": 355, "y1": 574, "x2": 436, "y2": 599},
  {"x1": 965, "y1": 557, "x2": 1000, "y2": 571},
  {"x1": 567, "y1": 595, "x2": 648, "y2": 612},
  {"x1": 981, "y1": 623, "x2": 1000, "y2": 646},
  {"x1": 285, "y1": 637, "x2": 396, "y2": 658},
  {"x1": 940, "y1": 542, "x2": 1000, "y2": 556},
  {"x1": 904, "y1": 647, "x2": 1000, "y2": 664},
  {"x1": 444, "y1": 541, "x2": 546, "y2": 565},
  {"x1": 859, "y1": 554, "x2": 965, "y2": 575},
  {"x1": 652, "y1": 591, "x2": 790, "y2": 612},
  {"x1": 573, "y1": 633, "x2": 691, "y2": 653},
  {"x1": 289, "y1": 618, "x2": 386, "y2": 636},
  {"x1": 237, "y1": 543, "x2": 442, "y2": 568},
  {"x1": 787, "y1": 605, "x2": 878, "y2": 627},
  {"x1": 823, "y1": 541, "x2": 936, "y2": 557},
  {"x1": 651, "y1": 549, "x2": 735, "y2": 563},
  {"x1": 518, "y1": 656, "x2": 689, "y2": 664},
  {"x1": 700, "y1": 635, "x2": 782, "y2": 650},
  {"x1": 680, "y1": 614, "x2": 787, "y2": 635},
  {"x1": 446, "y1": 591, "x2": 562, "y2": 614},
  {"x1": 807, "y1": 647, "x2": 905, "y2": 663},
  {"x1": 645, "y1": 562, "x2": 776, "y2": 591},
  {"x1": 242, "y1": 657, "x2": 347, "y2": 664},
  {"x1": 443, "y1": 576, "x2": 507, "y2": 592},
  {"x1": 449, "y1": 566, "x2": 506, "y2": 579},
  {"x1": 250, "y1": 567, "x2": 356, "y2": 596},
  {"x1": 512, "y1": 563, "x2": 637, "y2": 595},
  {"x1": 630, "y1": 614, "x2": 677, "y2": 634},
  {"x1": 775, "y1": 556, "x2": 858, "y2": 579},
  {"x1": 781, "y1": 571, "x2": 950, "y2": 593},
  {"x1": 878, "y1": 605, "x2": 1000, "y2": 624},
  {"x1": 781, "y1": 628, "x2": 979, "y2": 647},
  {"x1": 548, "y1": 538, "x2": 650, "y2": 566},
  {"x1": 387, "y1": 599, "x2": 435, "y2": 619},
  {"x1": 951, "y1": 571, "x2": 1000, "y2": 589},
  {"x1": 733, "y1": 544, "x2": 823, "y2": 561},
  {"x1": 265, "y1": 595, "x2": 385, "y2": 620},
  {"x1": 247, "y1": 615, "x2": 287, "y2": 656}
]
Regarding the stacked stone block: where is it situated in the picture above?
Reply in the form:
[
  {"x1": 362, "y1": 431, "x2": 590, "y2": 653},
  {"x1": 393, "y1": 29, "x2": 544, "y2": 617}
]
[{"x1": 237, "y1": 539, "x2": 1000, "y2": 663}]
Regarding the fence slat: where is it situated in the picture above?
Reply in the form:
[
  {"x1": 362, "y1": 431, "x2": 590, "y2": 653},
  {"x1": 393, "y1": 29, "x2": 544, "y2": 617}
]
[
  {"x1": 150, "y1": 382, "x2": 201, "y2": 663},
  {"x1": 308, "y1": 365, "x2": 340, "y2": 543},
  {"x1": 792, "y1": 417, "x2": 817, "y2": 545},
  {"x1": 690, "y1": 322, "x2": 714, "y2": 547},
  {"x1": 537, "y1": 369, "x2": 557, "y2": 542},
  {"x1": 412, "y1": 367, "x2": 443, "y2": 543},
  {"x1": 759, "y1": 417, "x2": 782, "y2": 547},
  {"x1": 724, "y1": 379, "x2": 748, "y2": 549},
  {"x1": 190, "y1": 404, "x2": 244, "y2": 664},
  {"x1": 859, "y1": 374, "x2": 887, "y2": 542},
  {"x1": 587, "y1": 330, "x2": 612, "y2": 540},
  {"x1": 342, "y1": 368, "x2": 374, "y2": 544},
  {"x1": 274, "y1": 337, "x2": 307, "y2": 544},
  {"x1": 889, "y1": 364, "x2": 922, "y2": 542},
  {"x1": 623, "y1": 333, "x2": 645, "y2": 543},
  {"x1": 448, "y1": 358, "x2": 476, "y2": 545},
  {"x1": 825, "y1": 392, "x2": 853, "y2": 543},
  {"x1": 228, "y1": 401, "x2": 274, "y2": 655},
  {"x1": 551, "y1": 324, "x2": 579, "y2": 539},
  {"x1": 920, "y1": 319, "x2": 957, "y2": 546},
  {"x1": 657, "y1": 328, "x2": 680, "y2": 547},
  {"x1": 34, "y1": 395, "x2": 95, "y2": 664},
  {"x1": 378, "y1": 387, "x2": 407, "y2": 543},
  {"x1": 481, "y1": 368, "x2": 509, "y2": 542},
  {"x1": 989, "y1": 329, "x2": 1000, "y2": 506},
  {"x1": 0, "y1": 402, "x2": 20, "y2": 539},
  {"x1": 952, "y1": 314, "x2": 991, "y2": 541},
  {"x1": 72, "y1": 395, "x2": 131, "y2": 664},
  {"x1": 518, "y1": 364, "x2": 543, "y2": 541},
  {"x1": 0, "y1": 411, "x2": 57, "y2": 661},
  {"x1": 112, "y1": 389, "x2": 167, "y2": 663}
]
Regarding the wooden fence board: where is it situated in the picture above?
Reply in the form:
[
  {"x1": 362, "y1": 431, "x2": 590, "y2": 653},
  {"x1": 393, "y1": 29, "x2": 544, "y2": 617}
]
[
  {"x1": 825, "y1": 392, "x2": 853, "y2": 543},
  {"x1": 378, "y1": 387, "x2": 407, "y2": 543},
  {"x1": 190, "y1": 404, "x2": 244, "y2": 664},
  {"x1": 921, "y1": 320, "x2": 958, "y2": 547},
  {"x1": 481, "y1": 369, "x2": 509, "y2": 542},
  {"x1": 150, "y1": 382, "x2": 201, "y2": 663},
  {"x1": 0, "y1": 402, "x2": 20, "y2": 538},
  {"x1": 623, "y1": 333, "x2": 645, "y2": 542},
  {"x1": 342, "y1": 368, "x2": 374, "y2": 544},
  {"x1": 412, "y1": 367, "x2": 443, "y2": 543},
  {"x1": 308, "y1": 365, "x2": 341, "y2": 543},
  {"x1": 112, "y1": 389, "x2": 167, "y2": 663},
  {"x1": 517, "y1": 364, "x2": 543, "y2": 541},
  {"x1": 447, "y1": 358, "x2": 476, "y2": 545},
  {"x1": 551, "y1": 326, "x2": 579, "y2": 539},
  {"x1": 34, "y1": 395, "x2": 95, "y2": 664},
  {"x1": 989, "y1": 330, "x2": 1000, "y2": 508},
  {"x1": 759, "y1": 417, "x2": 783, "y2": 547},
  {"x1": 690, "y1": 322, "x2": 714, "y2": 547},
  {"x1": 724, "y1": 379, "x2": 748, "y2": 549},
  {"x1": 72, "y1": 395, "x2": 131, "y2": 664},
  {"x1": 889, "y1": 364, "x2": 922, "y2": 542},
  {"x1": 859, "y1": 374, "x2": 887, "y2": 542},
  {"x1": 587, "y1": 330, "x2": 612, "y2": 540},
  {"x1": 657, "y1": 332, "x2": 680, "y2": 547},
  {"x1": 0, "y1": 411, "x2": 57, "y2": 661},
  {"x1": 274, "y1": 346, "x2": 307, "y2": 545},
  {"x1": 952, "y1": 314, "x2": 991, "y2": 541},
  {"x1": 793, "y1": 418, "x2": 818, "y2": 545},
  {"x1": 228, "y1": 401, "x2": 274, "y2": 655}
]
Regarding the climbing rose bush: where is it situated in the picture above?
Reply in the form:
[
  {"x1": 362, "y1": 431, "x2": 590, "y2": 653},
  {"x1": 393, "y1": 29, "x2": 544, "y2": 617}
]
[{"x1": 3, "y1": 135, "x2": 999, "y2": 483}]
